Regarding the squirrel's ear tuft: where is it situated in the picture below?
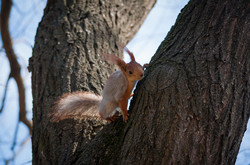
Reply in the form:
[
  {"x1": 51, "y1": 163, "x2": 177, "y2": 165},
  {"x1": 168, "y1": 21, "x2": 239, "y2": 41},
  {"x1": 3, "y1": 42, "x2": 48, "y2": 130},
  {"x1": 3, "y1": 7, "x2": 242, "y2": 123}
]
[
  {"x1": 102, "y1": 53, "x2": 127, "y2": 72},
  {"x1": 116, "y1": 42, "x2": 135, "y2": 62},
  {"x1": 124, "y1": 47, "x2": 135, "y2": 61}
]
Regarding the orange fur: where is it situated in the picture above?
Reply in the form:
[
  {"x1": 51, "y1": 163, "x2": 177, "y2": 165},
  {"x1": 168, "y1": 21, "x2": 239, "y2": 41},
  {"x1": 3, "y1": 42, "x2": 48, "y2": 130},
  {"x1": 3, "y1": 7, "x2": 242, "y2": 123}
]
[
  {"x1": 51, "y1": 44, "x2": 146, "y2": 123},
  {"x1": 100, "y1": 45, "x2": 145, "y2": 122}
]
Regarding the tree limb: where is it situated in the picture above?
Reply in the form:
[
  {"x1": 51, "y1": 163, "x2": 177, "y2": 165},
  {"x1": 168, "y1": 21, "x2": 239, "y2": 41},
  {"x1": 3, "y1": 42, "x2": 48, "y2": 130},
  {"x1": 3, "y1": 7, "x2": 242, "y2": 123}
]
[
  {"x1": 0, "y1": 75, "x2": 10, "y2": 113},
  {"x1": 0, "y1": 0, "x2": 32, "y2": 133}
]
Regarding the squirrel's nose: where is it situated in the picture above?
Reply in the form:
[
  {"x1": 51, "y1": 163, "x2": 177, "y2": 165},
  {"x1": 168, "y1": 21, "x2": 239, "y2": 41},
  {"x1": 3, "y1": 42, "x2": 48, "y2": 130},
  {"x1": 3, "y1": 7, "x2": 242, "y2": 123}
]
[{"x1": 140, "y1": 74, "x2": 144, "y2": 77}]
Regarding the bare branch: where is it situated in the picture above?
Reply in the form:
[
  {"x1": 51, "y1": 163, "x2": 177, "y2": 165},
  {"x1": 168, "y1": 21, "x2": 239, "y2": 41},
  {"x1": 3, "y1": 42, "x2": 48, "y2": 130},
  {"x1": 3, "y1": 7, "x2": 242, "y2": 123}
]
[
  {"x1": 0, "y1": 75, "x2": 11, "y2": 113},
  {"x1": 5, "y1": 135, "x2": 31, "y2": 165},
  {"x1": 0, "y1": 0, "x2": 32, "y2": 133},
  {"x1": 11, "y1": 121, "x2": 20, "y2": 151}
]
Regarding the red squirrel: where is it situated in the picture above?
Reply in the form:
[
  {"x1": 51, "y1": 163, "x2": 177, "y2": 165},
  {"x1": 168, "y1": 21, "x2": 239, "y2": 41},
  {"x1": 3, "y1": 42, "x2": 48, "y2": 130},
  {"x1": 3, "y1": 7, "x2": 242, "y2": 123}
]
[{"x1": 51, "y1": 45, "x2": 145, "y2": 122}]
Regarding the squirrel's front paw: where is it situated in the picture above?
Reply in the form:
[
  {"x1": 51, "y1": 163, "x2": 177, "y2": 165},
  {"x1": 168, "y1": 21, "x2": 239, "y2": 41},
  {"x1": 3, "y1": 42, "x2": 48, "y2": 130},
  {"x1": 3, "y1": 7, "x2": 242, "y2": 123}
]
[{"x1": 122, "y1": 112, "x2": 129, "y2": 122}]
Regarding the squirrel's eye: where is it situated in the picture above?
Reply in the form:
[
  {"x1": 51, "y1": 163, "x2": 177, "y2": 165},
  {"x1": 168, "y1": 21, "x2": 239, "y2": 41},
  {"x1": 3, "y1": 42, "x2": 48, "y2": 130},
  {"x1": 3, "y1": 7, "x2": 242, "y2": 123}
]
[{"x1": 129, "y1": 71, "x2": 133, "y2": 74}]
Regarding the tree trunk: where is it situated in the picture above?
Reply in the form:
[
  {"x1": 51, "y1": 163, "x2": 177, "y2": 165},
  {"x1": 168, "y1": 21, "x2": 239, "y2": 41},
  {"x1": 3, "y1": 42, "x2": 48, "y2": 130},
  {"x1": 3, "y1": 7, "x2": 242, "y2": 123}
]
[
  {"x1": 77, "y1": 0, "x2": 250, "y2": 164},
  {"x1": 112, "y1": 0, "x2": 249, "y2": 164},
  {"x1": 29, "y1": 0, "x2": 156, "y2": 164},
  {"x1": 30, "y1": 0, "x2": 250, "y2": 164}
]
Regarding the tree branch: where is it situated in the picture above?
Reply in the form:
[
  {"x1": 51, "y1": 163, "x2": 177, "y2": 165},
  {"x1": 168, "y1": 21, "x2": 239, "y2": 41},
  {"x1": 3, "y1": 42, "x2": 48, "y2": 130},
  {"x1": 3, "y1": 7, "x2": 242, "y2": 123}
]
[
  {"x1": 0, "y1": 0, "x2": 32, "y2": 133},
  {"x1": 0, "y1": 75, "x2": 10, "y2": 113}
]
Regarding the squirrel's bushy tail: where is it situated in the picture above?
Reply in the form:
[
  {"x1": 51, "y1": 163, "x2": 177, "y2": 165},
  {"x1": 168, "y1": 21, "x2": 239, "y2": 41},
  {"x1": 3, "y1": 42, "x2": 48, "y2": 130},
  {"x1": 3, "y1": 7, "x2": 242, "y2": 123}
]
[{"x1": 50, "y1": 92, "x2": 102, "y2": 122}]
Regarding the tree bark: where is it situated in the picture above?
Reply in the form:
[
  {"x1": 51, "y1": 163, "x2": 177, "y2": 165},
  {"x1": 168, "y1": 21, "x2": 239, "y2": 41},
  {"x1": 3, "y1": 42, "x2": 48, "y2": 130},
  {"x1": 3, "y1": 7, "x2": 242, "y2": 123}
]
[
  {"x1": 115, "y1": 0, "x2": 249, "y2": 164},
  {"x1": 77, "y1": 0, "x2": 250, "y2": 164},
  {"x1": 30, "y1": 0, "x2": 250, "y2": 164},
  {"x1": 29, "y1": 0, "x2": 156, "y2": 164}
]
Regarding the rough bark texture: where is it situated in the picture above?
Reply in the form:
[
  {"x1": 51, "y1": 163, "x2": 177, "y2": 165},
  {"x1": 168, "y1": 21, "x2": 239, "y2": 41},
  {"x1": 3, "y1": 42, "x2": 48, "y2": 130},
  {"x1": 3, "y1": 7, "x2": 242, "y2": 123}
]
[
  {"x1": 29, "y1": 0, "x2": 156, "y2": 164},
  {"x1": 117, "y1": 0, "x2": 249, "y2": 164},
  {"x1": 77, "y1": 0, "x2": 249, "y2": 164},
  {"x1": 30, "y1": 0, "x2": 250, "y2": 164}
]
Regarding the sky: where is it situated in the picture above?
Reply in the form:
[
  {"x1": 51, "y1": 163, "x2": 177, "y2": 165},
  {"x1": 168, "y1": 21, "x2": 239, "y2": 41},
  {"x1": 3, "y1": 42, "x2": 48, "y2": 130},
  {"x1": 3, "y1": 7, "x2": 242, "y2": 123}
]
[{"x1": 0, "y1": 0, "x2": 249, "y2": 164}]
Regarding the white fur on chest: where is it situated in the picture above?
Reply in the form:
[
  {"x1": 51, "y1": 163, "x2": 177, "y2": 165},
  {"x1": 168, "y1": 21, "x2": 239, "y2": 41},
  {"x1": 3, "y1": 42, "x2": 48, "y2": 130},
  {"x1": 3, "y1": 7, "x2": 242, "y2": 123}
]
[
  {"x1": 102, "y1": 71, "x2": 128, "y2": 102},
  {"x1": 98, "y1": 71, "x2": 128, "y2": 118}
]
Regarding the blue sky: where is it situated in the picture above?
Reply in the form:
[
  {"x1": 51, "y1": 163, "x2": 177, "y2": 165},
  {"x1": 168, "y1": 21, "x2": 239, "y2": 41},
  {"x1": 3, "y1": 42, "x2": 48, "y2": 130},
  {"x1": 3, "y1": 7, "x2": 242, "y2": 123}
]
[{"x1": 0, "y1": 0, "x2": 249, "y2": 164}]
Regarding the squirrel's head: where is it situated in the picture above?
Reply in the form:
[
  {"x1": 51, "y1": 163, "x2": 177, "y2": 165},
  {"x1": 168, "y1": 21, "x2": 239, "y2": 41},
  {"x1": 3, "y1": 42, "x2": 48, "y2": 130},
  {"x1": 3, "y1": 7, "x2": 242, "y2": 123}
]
[
  {"x1": 122, "y1": 47, "x2": 144, "y2": 81},
  {"x1": 102, "y1": 45, "x2": 144, "y2": 82}
]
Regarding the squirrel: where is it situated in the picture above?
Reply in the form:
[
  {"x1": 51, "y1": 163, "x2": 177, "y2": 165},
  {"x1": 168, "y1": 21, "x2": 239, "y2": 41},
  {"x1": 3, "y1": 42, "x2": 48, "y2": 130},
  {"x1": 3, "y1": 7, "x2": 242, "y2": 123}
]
[{"x1": 51, "y1": 44, "x2": 146, "y2": 123}]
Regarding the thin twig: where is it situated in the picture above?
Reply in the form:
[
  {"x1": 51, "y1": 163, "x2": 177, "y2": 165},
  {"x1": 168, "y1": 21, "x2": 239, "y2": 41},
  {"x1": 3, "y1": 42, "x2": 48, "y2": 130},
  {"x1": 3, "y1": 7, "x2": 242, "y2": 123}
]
[
  {"x1": 6, "y1": 135, "x2": 31, "y2": 165},
  {"x1": 11, "y1": 121, "x2": 20, "y2": 151},
  {"x1": 0, "y1": 75, "x2": 11, "y2": 113}
]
